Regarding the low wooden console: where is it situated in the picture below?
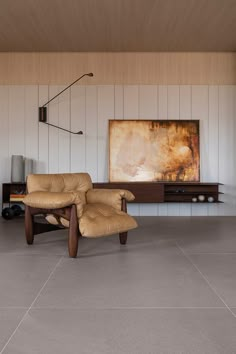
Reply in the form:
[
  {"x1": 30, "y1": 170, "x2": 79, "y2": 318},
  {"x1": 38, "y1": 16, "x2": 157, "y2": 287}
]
[
  {"x1": 1, "y1": 182, "x2": 223, "y2": 211},
  {"x1": 93, "y1": 182, "x2": 223, "y2": 203}
]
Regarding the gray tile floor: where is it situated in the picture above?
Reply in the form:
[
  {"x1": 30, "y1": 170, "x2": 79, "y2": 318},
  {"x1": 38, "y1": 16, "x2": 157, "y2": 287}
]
[{"x1": 0, "y1": 216, "x2": 236, "y2": 354}]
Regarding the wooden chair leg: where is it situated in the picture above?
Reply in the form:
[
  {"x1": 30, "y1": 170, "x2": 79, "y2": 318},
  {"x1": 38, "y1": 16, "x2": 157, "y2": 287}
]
[
  {"x1": 119, "y1": 232, "x2": 127, "y2": 245},
  {"x1": 25, "y1": 205, "x2": 34, "y2": 245},
  {"x1": 119, "y1": 199, "x2": 128, "y2": 245},
  {"x1": 68, "y1": 204, "x2": 79, "y2": 258}
]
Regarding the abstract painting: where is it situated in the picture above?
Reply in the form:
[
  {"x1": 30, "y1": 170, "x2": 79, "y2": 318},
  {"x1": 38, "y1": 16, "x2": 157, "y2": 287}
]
[{"x1": 109, "y1": 120, "x2": 200, "y2": 182}]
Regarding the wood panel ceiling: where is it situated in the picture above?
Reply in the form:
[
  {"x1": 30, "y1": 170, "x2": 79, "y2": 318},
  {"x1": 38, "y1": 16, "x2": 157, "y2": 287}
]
[{"x1": 0, "y1": 0, "x2": 236, "y2": 52}]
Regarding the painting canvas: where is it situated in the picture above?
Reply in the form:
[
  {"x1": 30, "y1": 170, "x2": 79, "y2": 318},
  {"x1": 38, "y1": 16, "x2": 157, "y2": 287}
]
[{"x1": 109, "y1": 120, "x2": 200, "y2": 182}]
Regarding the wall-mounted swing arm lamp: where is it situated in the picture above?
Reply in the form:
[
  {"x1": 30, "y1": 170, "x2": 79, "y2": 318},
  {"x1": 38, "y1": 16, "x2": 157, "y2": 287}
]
[{"x1": 39, "y1": 72, "x2": 94, "y2": 134}]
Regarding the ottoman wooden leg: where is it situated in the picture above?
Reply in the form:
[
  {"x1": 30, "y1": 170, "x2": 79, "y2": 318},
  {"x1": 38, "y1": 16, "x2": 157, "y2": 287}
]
[
  {"x1": 119, "y1": 232, "x2": 127, "y2": 245},
  {"x1": 68, "y1": 204, "x2": 79, "y2": 258},
  {"x1": 25, "y1": 205, "x2": 34, "y2": 245}
]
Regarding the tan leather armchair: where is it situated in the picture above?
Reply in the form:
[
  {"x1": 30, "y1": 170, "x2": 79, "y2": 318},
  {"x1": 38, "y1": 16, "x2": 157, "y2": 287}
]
[{"x1": 23, "y1": 173, "x2": 138, "y2": 257}]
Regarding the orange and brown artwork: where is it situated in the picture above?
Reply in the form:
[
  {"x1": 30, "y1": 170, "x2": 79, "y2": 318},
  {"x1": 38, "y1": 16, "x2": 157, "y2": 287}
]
[{"x1": 109, "y1": 120, "x2": 200, "y2": 182}]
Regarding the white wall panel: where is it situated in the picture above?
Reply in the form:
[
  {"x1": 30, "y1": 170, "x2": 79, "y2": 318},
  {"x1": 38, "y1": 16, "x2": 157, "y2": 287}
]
[
  {"x1": 208, "y1": 86, "x2": 219, "y2": 182},
  {"x1": 158, "y1": 85, "x2": 168, "y2": 120},
  {"x1": 58, "y1": 87, "x2": 70, "y2": 173},
  {"x1": 38, "y1": 85, "x2": 49, "y2": 173},
  {"x1": 9, "y1": 86, "x2": 25, "y2": 156},
  {"x1": 24, "y1": 85, "x2": 38, "y2": 176},
  {"x1": 180, "y1": 86, "x2": 191, "y2": 120},
  {"x1": 139, "y1": 85, "x2": 158, "y2": 119},
  {"x1": 124, "y1": 86, "x2": 139, "y2": 118},
  {"x1": 48, "y1": 86, "x2": 59, "y2": 173},
  {"x1": 97, "y1": 85, "x2": 114, "y2": 182},
  {"x1": 219, "y1": 86, "x2": 236, "y2": 215},
  {"x1": 192, "y1": 85, "x2": 209, "y2": 216},
  {"x1": 85, "y1": 86, "x2": 98, "y2": 181},
  {"x1": 167, "y1": 85, "x2": 180, "y2": 119},
  {"x1": 114, "y1": 85, "x2": 124, "y2": 119},
  {"x1": 208, "y1": 86, "x2": 220, "y2": 216},
  {"x1": 70, "y1": 86, "x2": 86, "y2": 172},
  {"x1": 191, "y1": 203, "x2": 205, "y2": 216},
  {"x1": 192, "y1": 86, "x2": 209, "y2": 182}
]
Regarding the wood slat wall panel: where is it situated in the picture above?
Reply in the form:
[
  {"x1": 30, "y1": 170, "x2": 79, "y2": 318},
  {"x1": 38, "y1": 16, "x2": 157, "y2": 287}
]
[{"x1": 0, "y1": 53, "x2": 235, "y2": 85}]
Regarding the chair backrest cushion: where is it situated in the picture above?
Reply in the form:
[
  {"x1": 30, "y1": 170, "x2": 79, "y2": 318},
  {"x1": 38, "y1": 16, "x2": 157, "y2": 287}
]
[{"x1": 27, "y1": 173, "x2": 93, "y2": 194}]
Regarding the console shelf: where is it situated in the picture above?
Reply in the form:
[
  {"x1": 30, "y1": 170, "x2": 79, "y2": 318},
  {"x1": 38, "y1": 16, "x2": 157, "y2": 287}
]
[
  {"x1": 2, "y1": 182, "x2": 26, "y2": 209},
  {"x1": 1, "y1": 182, "x2": 223, "y2": 211},
  {"x1": 93, "y1": 182, "x2": 223, "y2": 204},
  {"x1": 164, "y1": 182, "x2": 222, "y2": 203}
]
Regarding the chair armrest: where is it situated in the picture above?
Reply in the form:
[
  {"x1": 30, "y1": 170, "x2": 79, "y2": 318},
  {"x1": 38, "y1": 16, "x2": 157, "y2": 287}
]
[
  {"x1": 86, "y1": 189, "x2": 135, "y2": 210},
  {"x1": 23, "y1": 191, "x2": 85, "y2": 213}
]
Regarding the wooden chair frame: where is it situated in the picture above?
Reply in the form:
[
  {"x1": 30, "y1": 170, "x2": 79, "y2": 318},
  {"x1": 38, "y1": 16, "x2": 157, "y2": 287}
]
[{"x1": 24, "y1": 198, "x2": 128, "y2": 258}]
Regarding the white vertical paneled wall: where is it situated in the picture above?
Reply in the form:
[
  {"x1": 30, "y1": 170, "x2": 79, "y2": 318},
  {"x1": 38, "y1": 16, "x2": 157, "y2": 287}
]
[
  {"x1": 71, "y1": 85, "x2": 86, "y2": 172},
  {"x1": 0, "y1": 84, "x2": 235, "y2": 216},
  {"x1": 218, "y1": 86, "x2": 236, "y2": 215},
  {"x1": 38, "y1": 85, "x2": 49, "y2": 173}
]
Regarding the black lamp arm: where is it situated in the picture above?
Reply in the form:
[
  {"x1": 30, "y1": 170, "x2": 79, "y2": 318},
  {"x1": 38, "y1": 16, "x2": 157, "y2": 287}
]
[
  {"x1": 38, "y1": 72, "x2": 93, "y2": 134},
  {"x1": 41, "y1": 73, "x2": 93, "y2": 107},
  {"x1": 41, "y1": 121, "x2": 83, "y2": 135}
]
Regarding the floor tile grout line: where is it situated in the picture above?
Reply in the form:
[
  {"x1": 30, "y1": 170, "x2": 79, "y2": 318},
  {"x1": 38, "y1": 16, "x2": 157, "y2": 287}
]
[
  {"x1": 30, "y1": 306, "x2": 228, "y2": 310},
  {"x1": 0, "y1": 307, "x2": 28, "y2": 310},
  {"x1": 0, "y1": 255, "x2": 65, "y2": 354},
  {"x1": 0, "y1": 254, "x2": 66, "y2": 257},
  {"x1": 175, "y1": 252, "x2": 236, "y2": 255},
  {"x1": 175, "y1": 241, "x2": 236, "y2": 319}
]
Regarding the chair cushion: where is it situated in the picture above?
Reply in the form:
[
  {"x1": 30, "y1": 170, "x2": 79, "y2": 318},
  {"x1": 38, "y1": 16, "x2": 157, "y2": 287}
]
[
  {"x1": 86, "y1": 188, "x2": 135, "y2": 210},
  {"x1": 79, "y1": 203, "x2": 138, "y2": 238},
  {"x1": 26, "y1": 173, "x2": 92, "y2": 193},
  {"x1": 23, "y1": 191, "x2": 86, "y2": 216},
  {"x1": 58, "y1": 203, "x2": 137, "y2": 237}
]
